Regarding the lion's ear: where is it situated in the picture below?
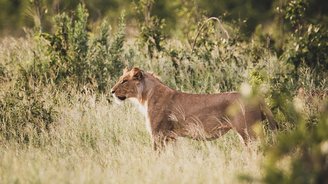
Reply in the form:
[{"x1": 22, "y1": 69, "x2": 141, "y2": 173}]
[
  {"x1": 132, "y1": 68, "x2": 144, "y2": 80},
  {"x1": 123, "y1": 67, "x2": 129, "y2": 74}
]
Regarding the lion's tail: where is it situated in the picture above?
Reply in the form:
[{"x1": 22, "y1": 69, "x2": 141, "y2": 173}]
[{"x1": 260, "y1": 103, "x2": 279, "y2": 130}]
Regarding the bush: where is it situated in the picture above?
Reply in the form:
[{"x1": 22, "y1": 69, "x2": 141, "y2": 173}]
[
  {"x1": 263, "y1": 101, "x2": 328, "y2": 184},
  {"x1": 0, "y1": 4, "x2": 127, "y2": 143},
  {"x1": 258, "y1": 1, "x2": 328, "y2": 183},
  {"x1": 282, "y1": 0, "x2": 328, "y2": 71},
  {"x1": 134, "y1": 0, "x2": 166, "y2": 59},
  {"x1": 37, "y1": 3, "x2": 125, "y2": 92},
  {"x1": 0, "y1": 81, "x2": 56, "y2": 144}
]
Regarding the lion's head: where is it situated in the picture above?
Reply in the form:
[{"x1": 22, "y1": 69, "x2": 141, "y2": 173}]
[{"x1": 111, "y1": 67, "x2": 144, "y2": 102}]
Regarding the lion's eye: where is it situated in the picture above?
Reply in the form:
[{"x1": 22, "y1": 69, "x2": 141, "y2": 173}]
[{"x1": 121, "y1": 80, "x2": 127, "y2": 84}]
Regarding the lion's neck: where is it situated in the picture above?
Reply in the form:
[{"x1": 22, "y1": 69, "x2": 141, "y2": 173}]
[
  {"x1": 128, "y1": 97, "x2": 151, "y2": 134},
  {"x1": 129, "y1": 98, "x2": 147, "y2": 116},
  {"x1": 129, "y1": 74, "x2": 167, "y2": 134},
  {"x1": 131, "y1": 74, "x2": 175, "y2": 112},
  {"x1": 142, "y1": 74, "x2": 175, "y2": 101},
  {"x1": 129, "y1": 75, "x2": 175, "y2": 135}
]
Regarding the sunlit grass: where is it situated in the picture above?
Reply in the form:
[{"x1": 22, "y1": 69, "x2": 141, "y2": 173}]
[{"x1": 0, "y1": 94, "x2": 264, "y2": 183}]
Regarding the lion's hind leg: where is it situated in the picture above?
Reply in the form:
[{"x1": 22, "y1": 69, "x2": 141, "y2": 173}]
[{"x1": 235, "y1": 127, "x2": 256, "y2": 145}]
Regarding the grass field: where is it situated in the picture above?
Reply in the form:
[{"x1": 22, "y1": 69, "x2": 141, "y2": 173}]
[{"x1": 0, "y1": 93, "x2": 265, "y2": 183}]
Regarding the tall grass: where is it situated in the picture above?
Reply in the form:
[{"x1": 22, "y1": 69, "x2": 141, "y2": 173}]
[
  {"x1": 0, "y1": 92, "x2": 263, "y2": 183},
  {"x1": 0, "y1": 29, "x2": 268, "y2": 183}
]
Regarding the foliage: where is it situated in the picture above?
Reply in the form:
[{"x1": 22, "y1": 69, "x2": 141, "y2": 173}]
[
  {"x1": 88, "y1": 16, "x2": 126, "y2": 91},
  {"x1": 134, "y1": 0, "x2": 166, "y2": 59},
  {"x1": 263, "y1": 101, "x2": 328, "y2": 183},
  {"x1": 37, "y1": 4, "x2": 125, "y2": 92},
  {"x1": 0, "y1": 77, "x2": 56, "y2": 143},
  {"x1": 282, "y1": 0, "x2": 328, "y2": 71},
  {"x1": 258, "y1": 1, "x2": 328, "y2": 183},
  {"x1": 0, "y1": 4, "x2": 126, "y2": 143}
]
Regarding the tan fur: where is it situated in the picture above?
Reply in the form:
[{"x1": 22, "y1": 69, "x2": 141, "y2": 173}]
[{"x1": 111, "y1": 67, "x2": 278, "y2": 150}]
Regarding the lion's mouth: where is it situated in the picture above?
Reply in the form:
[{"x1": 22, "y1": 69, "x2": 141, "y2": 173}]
[{"x1": 117, "y1": 96, "x2": 126, "y2": 101}]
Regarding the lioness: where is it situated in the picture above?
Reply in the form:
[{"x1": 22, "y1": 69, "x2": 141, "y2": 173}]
[{"x1": 111, "y1": 67, "x2": 278, "y2": 150}]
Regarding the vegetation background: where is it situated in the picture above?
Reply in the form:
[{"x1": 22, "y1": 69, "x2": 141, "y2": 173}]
[{"x1": 0, "y1": 0, "x2": 327, "y2": 183}]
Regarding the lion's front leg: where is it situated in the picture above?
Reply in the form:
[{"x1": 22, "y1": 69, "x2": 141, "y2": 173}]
[{"x1": 152, "y1": 131, "x2": 177, "y2": 151}]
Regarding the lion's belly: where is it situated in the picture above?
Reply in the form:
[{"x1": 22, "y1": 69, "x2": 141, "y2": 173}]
[{"x1": 170, "y1": 113, "x2": 232, "y2": 140}]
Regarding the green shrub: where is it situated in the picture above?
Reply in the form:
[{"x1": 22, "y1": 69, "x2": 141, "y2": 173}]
[
  {"x1": 0, "y1": 82, "x2": 56, "y2": 144},
  {"x1": 134, "y1": 0, "x2": 166, "y2": 59},
  {"x1": 282, "y1": 0, "x2": 328, "y2": 71},
  {"x1": 88, "y1": 15, "x2": 126, "y2": 92},
  {"x1": 0, "y1": 4, "x2": 127, "y2": 143},
  {"x1": 263, "y1": 101, "x2": 328, "y2": 184},
  {"x1": 254, "y1": 1, "x2": 328, "y2": 183},
  {"x1": 31, "y1": 3, "x2": 126, "y2": 92}
]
